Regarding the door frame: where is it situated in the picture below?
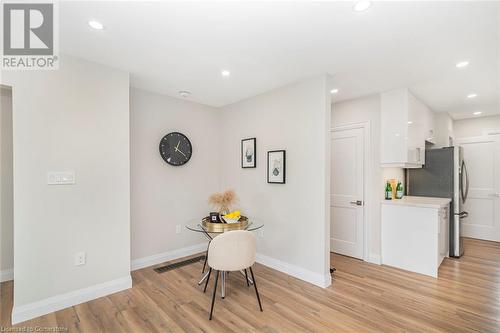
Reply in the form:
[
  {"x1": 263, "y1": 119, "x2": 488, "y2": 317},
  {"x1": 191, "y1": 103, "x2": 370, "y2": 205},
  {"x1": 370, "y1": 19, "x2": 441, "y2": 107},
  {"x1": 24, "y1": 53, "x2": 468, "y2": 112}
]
[{"x1": 330, "y1": 121, "x2": 372, "y2": 262}]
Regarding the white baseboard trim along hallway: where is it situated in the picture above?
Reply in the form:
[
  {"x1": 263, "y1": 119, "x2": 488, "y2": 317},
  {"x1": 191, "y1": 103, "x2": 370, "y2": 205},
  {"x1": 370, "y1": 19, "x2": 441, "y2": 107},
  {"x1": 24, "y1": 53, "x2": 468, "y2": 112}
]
[
  {"x1": 0, "y1": 268, "x2": 14, "y2": 282},
  {"x1": 368, "y1": 254, "x2": 381, "y2": 265},
  {"x1": 256, "y1": 253, "x2": 332, "y2": 288},
  {"x1": 11, "y1": 275, "x2": 132, "y2": 325},
  {"x1": 130, "y1": 243, "x2": 207, "y2": 271}
]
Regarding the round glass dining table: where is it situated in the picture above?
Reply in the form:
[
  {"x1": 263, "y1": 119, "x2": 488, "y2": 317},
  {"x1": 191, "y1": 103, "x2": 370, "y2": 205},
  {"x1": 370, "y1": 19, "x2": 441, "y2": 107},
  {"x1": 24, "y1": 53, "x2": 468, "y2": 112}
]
[
  {"x1": 186, "y1": 217, "x2": 264, "y2": 235},
  {"x1": 185, "y1": 217, "x2": 264, "y2": 298}
]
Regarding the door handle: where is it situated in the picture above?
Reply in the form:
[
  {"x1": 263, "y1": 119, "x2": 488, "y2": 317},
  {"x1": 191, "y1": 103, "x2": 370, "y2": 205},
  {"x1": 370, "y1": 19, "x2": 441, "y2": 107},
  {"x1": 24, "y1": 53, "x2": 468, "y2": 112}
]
[
  {"x1": 457, "y1": 211, "x2": 469, "y2": 218},
  {"x1": 461, "y1": 161, "x2": 469, "y2": 203},
  {"x1": 350, "y1": 200, "x2": 363, "y2": 206}
]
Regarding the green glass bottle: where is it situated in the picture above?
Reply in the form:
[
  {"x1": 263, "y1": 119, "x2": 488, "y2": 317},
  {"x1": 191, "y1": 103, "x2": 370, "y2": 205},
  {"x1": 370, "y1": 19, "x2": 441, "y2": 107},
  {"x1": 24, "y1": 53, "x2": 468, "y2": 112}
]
[
  {"x1": 396, "y1": 181, "x2": 403, "y2": 199},
  {"x1": 385, "y1": 181, "x2": 392, "y2": 200}
]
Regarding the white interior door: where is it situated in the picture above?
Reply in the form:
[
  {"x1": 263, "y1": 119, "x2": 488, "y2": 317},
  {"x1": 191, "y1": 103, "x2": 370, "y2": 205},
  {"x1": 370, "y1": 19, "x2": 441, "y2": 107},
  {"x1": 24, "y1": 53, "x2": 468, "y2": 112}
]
[
  {"x1": 330, "y1": 127, "x2": 364, "y2": 259},
  {"x1": 456, "y1": 135, "x2": 500, "y2": 242}
]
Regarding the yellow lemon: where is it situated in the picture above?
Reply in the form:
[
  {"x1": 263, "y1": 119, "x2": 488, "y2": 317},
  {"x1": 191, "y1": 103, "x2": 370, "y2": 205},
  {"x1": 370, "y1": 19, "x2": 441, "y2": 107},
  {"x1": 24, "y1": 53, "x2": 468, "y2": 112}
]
[{"x1": 224, "y1": 210, "x2": 241, "y2": 219}]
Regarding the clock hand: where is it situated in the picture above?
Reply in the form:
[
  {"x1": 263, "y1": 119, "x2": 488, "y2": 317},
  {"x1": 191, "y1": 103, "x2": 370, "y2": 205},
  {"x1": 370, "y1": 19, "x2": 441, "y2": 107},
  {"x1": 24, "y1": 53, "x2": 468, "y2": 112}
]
[
  {"x1": 176, "y1": 148, "x2": 187, "y2": 158},
  {"x1": 176, "y1": 141, "x2": 180, "y2": 150}
]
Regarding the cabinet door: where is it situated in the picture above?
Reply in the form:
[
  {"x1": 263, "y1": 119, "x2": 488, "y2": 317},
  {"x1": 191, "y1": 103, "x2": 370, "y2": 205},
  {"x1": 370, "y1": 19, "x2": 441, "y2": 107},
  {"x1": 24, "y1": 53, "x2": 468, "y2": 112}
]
[
  {"x1": 407, "y1": 93, "x2": 424, "y2": 165},
  {"x1": 423, "y1": 104, "x2": 435, "y2": 143},
  {"x1": 381, "y1": 89, "x2": 409, "y2": 164}
]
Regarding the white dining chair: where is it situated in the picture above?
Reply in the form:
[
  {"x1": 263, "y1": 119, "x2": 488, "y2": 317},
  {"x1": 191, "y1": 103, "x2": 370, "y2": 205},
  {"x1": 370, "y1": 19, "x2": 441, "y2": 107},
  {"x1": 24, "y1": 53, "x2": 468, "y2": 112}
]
[{"x1": 204, "y1": 230, "x2": 263, "y2": 320}]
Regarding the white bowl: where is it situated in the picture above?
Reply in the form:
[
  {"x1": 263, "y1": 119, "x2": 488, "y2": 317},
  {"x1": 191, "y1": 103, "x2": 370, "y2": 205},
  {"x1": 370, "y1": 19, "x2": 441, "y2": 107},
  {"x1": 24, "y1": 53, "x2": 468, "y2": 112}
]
[{"x1": 222, "y1": 216, "x2": 241, "y2": 224}]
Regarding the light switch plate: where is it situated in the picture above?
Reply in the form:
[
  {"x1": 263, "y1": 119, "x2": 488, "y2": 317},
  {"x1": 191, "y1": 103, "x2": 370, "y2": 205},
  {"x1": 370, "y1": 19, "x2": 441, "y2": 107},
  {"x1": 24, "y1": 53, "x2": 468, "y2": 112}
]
[{"x1": 47, "y1": 171, "x2": 76, "y2": 185}]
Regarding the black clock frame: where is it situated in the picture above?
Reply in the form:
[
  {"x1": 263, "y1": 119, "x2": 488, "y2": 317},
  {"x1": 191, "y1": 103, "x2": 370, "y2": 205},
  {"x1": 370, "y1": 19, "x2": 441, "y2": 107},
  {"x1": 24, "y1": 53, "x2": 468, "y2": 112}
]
[{"x1": 159, "y1": 132, "x2": 192, "y2": 166}]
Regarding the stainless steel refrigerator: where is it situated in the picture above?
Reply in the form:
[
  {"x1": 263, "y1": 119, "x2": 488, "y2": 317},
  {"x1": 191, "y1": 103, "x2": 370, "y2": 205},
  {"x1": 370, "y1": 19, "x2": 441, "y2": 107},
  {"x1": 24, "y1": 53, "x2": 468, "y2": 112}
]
[{"x1": 406, "y1": 146, "x2": 469, "y2": 257}]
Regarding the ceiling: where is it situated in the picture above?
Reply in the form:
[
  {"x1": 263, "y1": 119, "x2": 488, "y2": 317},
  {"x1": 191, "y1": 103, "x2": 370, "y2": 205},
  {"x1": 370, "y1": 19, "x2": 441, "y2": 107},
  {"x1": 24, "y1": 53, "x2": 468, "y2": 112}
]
[{"x1": 60, "y1": 1, "x2": 499, "y2": 119}]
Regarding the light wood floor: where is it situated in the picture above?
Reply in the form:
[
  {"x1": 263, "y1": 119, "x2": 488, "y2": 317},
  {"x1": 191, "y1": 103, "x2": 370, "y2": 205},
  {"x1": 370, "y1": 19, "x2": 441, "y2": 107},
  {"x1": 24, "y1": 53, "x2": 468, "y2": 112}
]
[{"x1": 1, "y1": 237, "x2": 499, "y2": 332}]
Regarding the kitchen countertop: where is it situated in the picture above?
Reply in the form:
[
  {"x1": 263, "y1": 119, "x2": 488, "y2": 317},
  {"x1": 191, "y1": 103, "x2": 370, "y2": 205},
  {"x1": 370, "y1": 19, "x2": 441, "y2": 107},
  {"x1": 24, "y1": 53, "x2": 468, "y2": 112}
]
[{"x1": 381, "y1": 196, "x2": 451, "y2": 209}]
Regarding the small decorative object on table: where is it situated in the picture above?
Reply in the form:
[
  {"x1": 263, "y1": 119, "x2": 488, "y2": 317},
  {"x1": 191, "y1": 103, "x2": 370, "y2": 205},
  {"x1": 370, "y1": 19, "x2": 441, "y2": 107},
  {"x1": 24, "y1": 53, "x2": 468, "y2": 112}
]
[
  {"x1": 222, "y1": 210, "x2": 241, "y2": 224},
  {"x1": 208, "y1": 189, "x2": 239, "y2": 216},
  {"x1": 202, "y1": 215, "x2": 249, "y2": 232},
  {"x1": 207, "y1": 190, "x2": 246, "y2": 229},
  {"x1": 209, "y1": 212, "x2": 221, "y2": 223}
]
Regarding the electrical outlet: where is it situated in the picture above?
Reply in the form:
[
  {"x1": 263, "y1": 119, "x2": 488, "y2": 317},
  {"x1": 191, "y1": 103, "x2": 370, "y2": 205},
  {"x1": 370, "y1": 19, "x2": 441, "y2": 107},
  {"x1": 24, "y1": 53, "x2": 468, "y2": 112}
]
[
  {"x1": 176, "y1": 224, "x2": 182, "y2": 234},
  {"x1": 259, "y1": 229, "x2": 264, "y2": 238},
  {"x1": 75, "y1": 251, "x2": 86, "y2": 266}
]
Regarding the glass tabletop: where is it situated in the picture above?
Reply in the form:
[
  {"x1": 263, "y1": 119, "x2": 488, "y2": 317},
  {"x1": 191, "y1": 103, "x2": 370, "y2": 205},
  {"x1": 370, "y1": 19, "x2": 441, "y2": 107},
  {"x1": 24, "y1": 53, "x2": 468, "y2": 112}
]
[{"x1": 186, "y1": 217, "x2": 264, "y2": 233}]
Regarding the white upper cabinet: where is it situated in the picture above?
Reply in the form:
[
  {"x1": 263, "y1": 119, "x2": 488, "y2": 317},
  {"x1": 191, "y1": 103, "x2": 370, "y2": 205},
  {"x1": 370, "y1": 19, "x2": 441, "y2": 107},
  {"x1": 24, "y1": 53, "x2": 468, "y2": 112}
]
[
  {"x1": 415, "y1": 96, "x2": 435, "y2": 144},
  {"x1": 380, "y1": 88, "x2": 434, "y2": 168}
]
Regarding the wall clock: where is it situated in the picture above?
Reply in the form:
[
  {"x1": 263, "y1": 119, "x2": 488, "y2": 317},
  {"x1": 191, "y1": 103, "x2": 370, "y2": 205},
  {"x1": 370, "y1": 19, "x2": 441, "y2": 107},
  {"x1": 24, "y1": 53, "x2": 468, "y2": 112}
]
[{"x1": 159, "y1": 132, "x2": 192, "y2": 166}]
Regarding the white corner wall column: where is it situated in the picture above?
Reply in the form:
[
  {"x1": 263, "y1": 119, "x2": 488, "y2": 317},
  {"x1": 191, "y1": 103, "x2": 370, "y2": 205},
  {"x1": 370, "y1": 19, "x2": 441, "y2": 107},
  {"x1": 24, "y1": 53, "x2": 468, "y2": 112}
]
[{"x1": 2, "y1": 55, "x2": 131, "y2": 324}]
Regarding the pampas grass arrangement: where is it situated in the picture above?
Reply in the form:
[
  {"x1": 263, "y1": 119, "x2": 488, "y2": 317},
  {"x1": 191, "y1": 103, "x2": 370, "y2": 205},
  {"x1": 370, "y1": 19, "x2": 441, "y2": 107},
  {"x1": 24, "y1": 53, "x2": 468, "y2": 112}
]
[{"x1": 208, "y1": 189, "x2": 238, "y2": 215}]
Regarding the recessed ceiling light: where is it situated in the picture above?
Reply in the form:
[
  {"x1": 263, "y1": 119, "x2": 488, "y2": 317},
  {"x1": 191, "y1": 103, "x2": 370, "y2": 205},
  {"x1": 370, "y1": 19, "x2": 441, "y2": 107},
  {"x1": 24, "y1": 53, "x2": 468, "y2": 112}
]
[
  {"x1": 221, "y1": 70, "x2": 231, "y2": 77},
  {"x1": 456, "y1": 61, "x2": 469, "y2": 68},
  {"x1": 473, "y1": 111, "x2": 482, "y2": 116},
  {"x1": 178, "y1": 90, "x2": 191, "y2": 98},
  {"x1": 330, "y1": 88, "x2": 339, "y2": 94},
  {"x1": 467, "y1": 93, "x2": 478, "y2": 99},
  {"x1": 88, "y1": 20, "x2": 104, "y2": 30},
  {"x1": 353, "y1": 1, "x2": 372, "y2": 12},
  {"x1": 407, "y1": 121, "x2": 413, "y2": 125}
]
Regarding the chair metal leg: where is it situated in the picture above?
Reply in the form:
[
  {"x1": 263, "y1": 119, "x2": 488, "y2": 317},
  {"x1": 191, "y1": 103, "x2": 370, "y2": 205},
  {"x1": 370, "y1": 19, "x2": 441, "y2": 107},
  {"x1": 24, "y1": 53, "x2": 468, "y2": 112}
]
[
  {"x1": 203, "y1": 268, "x2": 212, "y2": 293},
  {"x1": 221, "y1": 271, "x2": 225, "y2": 299},
  {"x1": 244, "y1": 269, "x2": 250, "y2": 287},
  {"x1": 209, "y1": 270, "x2": 219, "y2": 320},
  {"x1": 202, "y1": 242, "x2": 210, "y2": 273},
  {"x1": 249, "y1": 267, "x2": 263, "y2": 311}
]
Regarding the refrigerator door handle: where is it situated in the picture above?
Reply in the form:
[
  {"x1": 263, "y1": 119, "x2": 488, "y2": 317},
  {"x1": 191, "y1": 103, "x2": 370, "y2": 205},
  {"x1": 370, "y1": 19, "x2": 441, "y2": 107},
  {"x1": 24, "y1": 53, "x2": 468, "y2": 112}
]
[{"x1": 461, "y1": 160, "x2": 470, "y2": 203}]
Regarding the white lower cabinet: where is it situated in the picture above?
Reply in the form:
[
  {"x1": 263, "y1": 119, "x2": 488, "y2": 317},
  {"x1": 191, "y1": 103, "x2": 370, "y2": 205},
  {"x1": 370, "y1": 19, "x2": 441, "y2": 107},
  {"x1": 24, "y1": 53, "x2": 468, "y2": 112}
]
[{"x1": 381, "y1": 196, "x2": 451, "y2": 278}]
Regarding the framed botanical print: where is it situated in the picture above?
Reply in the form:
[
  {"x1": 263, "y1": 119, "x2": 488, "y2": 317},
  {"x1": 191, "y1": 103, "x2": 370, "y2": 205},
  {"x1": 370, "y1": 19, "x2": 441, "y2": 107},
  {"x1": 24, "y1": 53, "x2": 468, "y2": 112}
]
[
  {"x1": 267, "y1": 150, "x2": 286, "y2": 184},
  {"x1": 241, "y1": 138, "x2": 256, "y2": 168}
]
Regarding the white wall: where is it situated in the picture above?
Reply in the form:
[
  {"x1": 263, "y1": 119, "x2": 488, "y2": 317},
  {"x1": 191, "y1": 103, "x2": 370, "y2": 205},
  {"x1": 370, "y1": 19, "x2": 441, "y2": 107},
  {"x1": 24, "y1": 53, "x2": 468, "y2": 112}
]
[
  {"x1": 0, "y1": 87, "x2": 14, "y2": 279},
  {"x1": 219, "y1": 76, "x2": 331, "y2": 287},
  {"x1": 2, "y1": 56, "x2": 131, "y2": 322},
  {"x1": 130, "y1": 88, "x2": 220, "y2": 264},
  {"x1": 454, "y1": 115, "x2": 500, "y2": 138},
  {"x1": 332, "y1": 95, "x2": 404, "y2": 258}
]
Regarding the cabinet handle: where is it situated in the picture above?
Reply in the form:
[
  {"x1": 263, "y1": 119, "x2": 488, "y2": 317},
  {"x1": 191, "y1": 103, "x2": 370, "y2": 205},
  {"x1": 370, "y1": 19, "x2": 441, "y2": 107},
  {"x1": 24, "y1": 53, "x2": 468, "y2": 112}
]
[{"x1": 350, "y1": 200, "x2": 363, "y2": 206}]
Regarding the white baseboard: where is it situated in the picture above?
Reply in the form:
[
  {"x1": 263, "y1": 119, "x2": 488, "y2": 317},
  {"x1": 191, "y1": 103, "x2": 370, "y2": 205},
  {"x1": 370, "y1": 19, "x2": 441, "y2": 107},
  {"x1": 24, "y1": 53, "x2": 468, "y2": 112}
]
[
  {"x1": 368, "y1": 253, "x2": 381, "y2": 265},
  {"x1": 0, "y1": 268, "x2": 13, "y2": 282},
  {"x1": 12, "y1": 275, "x2": 131, "y2": 325},
  {"x1": 256, "y1": 253, "x2": 331, "y2": 288},
  {"x1": 130, "y1": 243, "x2": 207, "y2": 271}
]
